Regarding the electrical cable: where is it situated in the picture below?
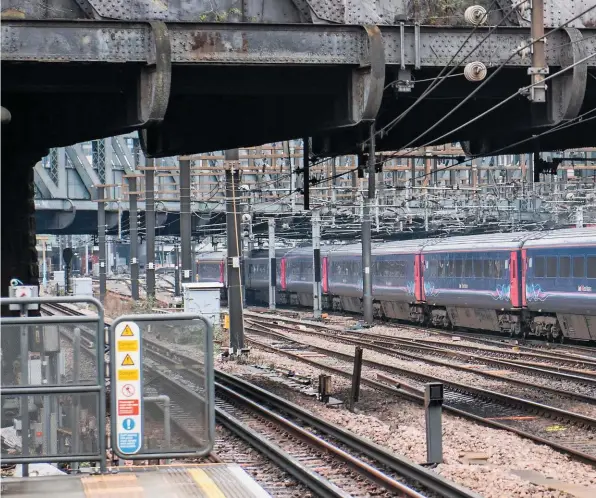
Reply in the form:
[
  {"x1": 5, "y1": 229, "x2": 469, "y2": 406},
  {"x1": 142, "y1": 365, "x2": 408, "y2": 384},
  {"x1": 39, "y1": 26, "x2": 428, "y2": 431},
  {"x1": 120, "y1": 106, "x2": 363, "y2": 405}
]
[{"x1": 375, "y1": 3, "x2": 596, "y2": 153}]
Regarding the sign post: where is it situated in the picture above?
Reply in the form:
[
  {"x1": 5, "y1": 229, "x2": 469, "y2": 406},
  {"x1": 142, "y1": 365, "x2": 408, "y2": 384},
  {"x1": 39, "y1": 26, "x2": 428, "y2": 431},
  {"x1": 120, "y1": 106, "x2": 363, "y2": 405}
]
[{"x1": 114, "y1": 321, "x2": 143, "y2": 456}]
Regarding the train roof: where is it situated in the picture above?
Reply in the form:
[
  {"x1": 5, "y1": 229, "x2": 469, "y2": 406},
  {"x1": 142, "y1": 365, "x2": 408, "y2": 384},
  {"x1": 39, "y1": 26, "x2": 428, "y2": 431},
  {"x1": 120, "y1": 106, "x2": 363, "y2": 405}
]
[
  {"x1": 420, "y1": 231, "x2": 534, "y2": 253},
  {"x1": 196, "y1": 251, "x2": 226, "y2": 260},
  {"x1": 521, "y1": 228, "x2": 596, "y2": 248}
]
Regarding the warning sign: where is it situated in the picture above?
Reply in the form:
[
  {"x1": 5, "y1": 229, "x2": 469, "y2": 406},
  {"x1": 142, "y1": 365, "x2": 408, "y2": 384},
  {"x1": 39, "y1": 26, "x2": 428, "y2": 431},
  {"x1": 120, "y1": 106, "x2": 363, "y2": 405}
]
[
  {"x1": 121, "y1": 354, "x2": 135, "y2": 367},
  {"x1": 117, "y1": 340, "x2": 138, "y2": 352},
  {"x1": 117, "y1": 369, "x2": 139, "y2": 381},
  {"x1": 121, "y1": 325, "x2": 135, "y2": 337},
  {"x1": 118, "y1": 399, "x2": 140, "y2": 416},
  {"x1": 113, "y1": 320, "x2": 143, "y2": 456}
]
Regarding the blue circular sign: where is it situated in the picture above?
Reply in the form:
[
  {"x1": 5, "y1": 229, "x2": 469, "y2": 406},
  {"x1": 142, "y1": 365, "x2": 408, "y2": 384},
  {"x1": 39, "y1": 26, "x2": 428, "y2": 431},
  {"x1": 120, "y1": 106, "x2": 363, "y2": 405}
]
[{"x1": 122, "y1": 418, "x2": 135, "y2": 431}]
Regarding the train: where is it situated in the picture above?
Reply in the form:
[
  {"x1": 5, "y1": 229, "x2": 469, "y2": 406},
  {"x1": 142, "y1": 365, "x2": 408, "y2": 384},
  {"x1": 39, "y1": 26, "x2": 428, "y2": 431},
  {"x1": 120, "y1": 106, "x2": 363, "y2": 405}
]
[{"x1": 195, "y1": 228, "x2": 596, "y2": 342}]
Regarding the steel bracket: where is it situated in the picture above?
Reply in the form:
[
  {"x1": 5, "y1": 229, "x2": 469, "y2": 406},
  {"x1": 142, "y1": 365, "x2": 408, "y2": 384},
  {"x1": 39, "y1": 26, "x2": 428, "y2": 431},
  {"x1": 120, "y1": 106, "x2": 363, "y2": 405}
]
[
  {"x1": 547, "y1": 27, "x2": 587, "y2": 124},
  {"x1": 138, "y1": 21, "x2": 172, "y2": 157},
  {"x1": 139, "y1": 21, "x2": 171, "y2": 127},
  {"x1": 353, "y1": 25, "x2": 385, "y2": 124}
]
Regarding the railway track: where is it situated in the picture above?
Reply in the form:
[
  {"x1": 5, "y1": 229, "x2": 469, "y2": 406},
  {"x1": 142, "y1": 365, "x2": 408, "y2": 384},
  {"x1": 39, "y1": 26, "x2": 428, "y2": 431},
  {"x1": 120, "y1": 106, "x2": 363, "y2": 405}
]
[
  {"x1": 43, "y1": 302, "x2": 481, "y2": 497},
  {"x1": 245, "y1": 313, "x2": 596, "y2": 405},
  {"x1": 245, "y1": 311, "x2": 596, "y2": 464}
]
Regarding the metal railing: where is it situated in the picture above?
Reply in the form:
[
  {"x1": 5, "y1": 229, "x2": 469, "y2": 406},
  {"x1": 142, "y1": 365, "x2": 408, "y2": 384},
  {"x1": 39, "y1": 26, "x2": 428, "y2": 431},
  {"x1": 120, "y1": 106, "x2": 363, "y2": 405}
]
[{"x1": 1, "y1": 296, "x2": 107, "y2": 472}]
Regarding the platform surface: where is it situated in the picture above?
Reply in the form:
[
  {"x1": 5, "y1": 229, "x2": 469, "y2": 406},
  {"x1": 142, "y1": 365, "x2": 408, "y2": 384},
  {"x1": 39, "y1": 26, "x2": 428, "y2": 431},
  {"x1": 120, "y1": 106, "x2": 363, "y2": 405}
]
[{"x1": 1, "y1": 464, "x2": 271, "y2": 498}]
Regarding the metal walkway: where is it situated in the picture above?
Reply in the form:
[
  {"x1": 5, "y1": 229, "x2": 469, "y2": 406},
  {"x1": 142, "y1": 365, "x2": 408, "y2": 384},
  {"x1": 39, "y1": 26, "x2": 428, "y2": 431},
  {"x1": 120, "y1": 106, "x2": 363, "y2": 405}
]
[{"x1": 1, "y1": 464, "x2": 271, "y2": 498}]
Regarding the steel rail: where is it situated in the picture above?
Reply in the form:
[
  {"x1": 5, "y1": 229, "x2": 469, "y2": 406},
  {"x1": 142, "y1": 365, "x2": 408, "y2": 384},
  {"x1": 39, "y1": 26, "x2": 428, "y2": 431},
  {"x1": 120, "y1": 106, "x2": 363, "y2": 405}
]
[
  {"x1": 246, "y1": 314, "x2": 596, "y2": 388},
  {"x1": 247, "y1": 317, "x2": 596, "y2": 403},
  {"x1": 215, "y1": 370, "x2": 480, "y2": 498},
  {"x1": 244, "y1": 320, "x2": 596, "y2": 463}
]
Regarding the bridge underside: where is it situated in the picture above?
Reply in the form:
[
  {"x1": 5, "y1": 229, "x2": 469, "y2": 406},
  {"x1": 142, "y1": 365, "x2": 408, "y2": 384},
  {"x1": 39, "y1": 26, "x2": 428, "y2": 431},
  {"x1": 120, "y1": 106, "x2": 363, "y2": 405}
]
[{"x1": 2, "y1": 20, "x2": 596, "y2": 302}]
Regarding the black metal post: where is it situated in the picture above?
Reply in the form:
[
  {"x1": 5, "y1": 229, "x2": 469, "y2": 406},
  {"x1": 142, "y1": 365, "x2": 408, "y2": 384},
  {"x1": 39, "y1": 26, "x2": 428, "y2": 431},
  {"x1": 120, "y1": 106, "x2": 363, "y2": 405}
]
[
  {"x1": 424, "y1": 382, "x2": 444, "y2": 464},
  {"x1": 146, "y1": 160, "x2": 156, "y2": 299},
  {"x1": 97, "y1": 186, "x2": 106, "y2": 302},
  {"x1": 174, "y1": 244, "x2": 181, "y2": 297},
  {"x1": 348, "y1": 346, "x2": 364, "y2": 411},
  {"x1": 225, "y1": 149, "x2": 245, "y2": 354},
  {"x1": 303, "y1": 137, "x2": 310, "y2": 210},
  {"x1": 362, "y1": 123, "x2": 375, "y2": 326},
  {"x1": 128, "y1": 177, "x2": 139, "y2": 300},
  {"x1": 180, "y1": 158, "x2": 192, "y2": 285}
]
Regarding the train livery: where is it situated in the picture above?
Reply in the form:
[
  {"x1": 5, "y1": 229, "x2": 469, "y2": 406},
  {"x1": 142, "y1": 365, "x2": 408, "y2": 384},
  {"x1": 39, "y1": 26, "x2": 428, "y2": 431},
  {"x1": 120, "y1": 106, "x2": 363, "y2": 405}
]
[{"x1": 195, "y1": 229, "x2": 596, "y2": 342}]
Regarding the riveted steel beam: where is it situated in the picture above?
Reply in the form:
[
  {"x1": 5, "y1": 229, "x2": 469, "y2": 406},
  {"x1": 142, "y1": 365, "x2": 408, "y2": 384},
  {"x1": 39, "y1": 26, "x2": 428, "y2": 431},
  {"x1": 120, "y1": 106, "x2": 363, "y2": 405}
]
[{"x1": 3, "y1": 21, "x2": 596, "y2": 67}]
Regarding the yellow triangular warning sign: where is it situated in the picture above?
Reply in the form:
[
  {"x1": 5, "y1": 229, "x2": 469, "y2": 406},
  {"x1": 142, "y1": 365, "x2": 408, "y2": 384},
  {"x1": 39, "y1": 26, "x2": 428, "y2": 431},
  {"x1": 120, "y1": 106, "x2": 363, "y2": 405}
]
[
  {"x1": 121, "y1": 354, "x2": 135, "y2": 367},
  {"x1": 121, "y1": 325, "x2": 134, "y2": 337}
]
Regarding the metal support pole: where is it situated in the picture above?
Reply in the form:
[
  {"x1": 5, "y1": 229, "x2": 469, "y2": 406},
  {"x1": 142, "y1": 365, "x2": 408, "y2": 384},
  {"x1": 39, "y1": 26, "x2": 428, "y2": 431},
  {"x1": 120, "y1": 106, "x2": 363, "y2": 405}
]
[
  {"x1": 312, "y1": 210, "x2": 322, "y2": 319},
  {"x1": 352, "y1": 159, "x2": 358, "y2": 215},
  {"x1": 303, "y1": 137, "x2": 310, "y2": 210},
  {"x1": 268, "y1": 218, "x2": 276, "y2": 310},
  {"x1": 84, "y1": 243, "x2": 89, "y2": 276},
  {"x1": 286, "y1": 141, "x2": 297, "y2": 214},
  {"x1": 20, "y1": 305, "x2": 29, "y2": 477},
  {"x1": 424, "y1": 383, "x2": 444, "y2": 465},
  {"x1": 42, "y1": 242, "x2": 47, "y2": 287},
  {"x1": 318, "y1": 374, "x2": 331, "y2": 404},
  {"x1": 174, "y1": 244, "x2": 181, "y2": 297},
  {"x1": 144, "y1": 395, "x2": 171, "y2": 459},
  {"x1": 348, "y1": 346, "x2": 364, "y2": 411},
  {"x1": 146, "y1": 161, "x2": 156, "y2": 299},
  {"x1": 72, "y1": 328, "x2": 81, "y2": 470},
  {"x1": 529, "y1": 0, "x2": 547, "y2": 102},
  {"x1": 180, "y1": 158, "x2": 192, "y2": 285},
  {"x1": 362, "y1": 123, "x2": 375, "y2": 326},
  {"x1": 128, "y1": 177, "x2": 139, "y2": 300},
  {"x1": 97, "y1": 186, "x2": 107, "y2": 302},
  {"x1": 225, "y1": 149, "x2": 245, "y2": 354}
]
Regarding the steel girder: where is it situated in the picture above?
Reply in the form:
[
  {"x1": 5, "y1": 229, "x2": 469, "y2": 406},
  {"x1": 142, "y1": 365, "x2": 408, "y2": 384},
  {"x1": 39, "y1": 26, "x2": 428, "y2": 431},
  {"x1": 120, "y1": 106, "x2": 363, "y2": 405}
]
[{"x1": 3, "y1": 21, "x2": 596, "y2": 67}]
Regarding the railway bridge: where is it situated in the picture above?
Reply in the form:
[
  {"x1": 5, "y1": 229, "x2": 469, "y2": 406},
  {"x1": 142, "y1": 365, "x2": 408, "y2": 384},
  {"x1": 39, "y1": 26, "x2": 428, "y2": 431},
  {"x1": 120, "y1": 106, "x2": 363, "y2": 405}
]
[{"x1": 2, "y1": 0, "x2": 596, "y2": 303}]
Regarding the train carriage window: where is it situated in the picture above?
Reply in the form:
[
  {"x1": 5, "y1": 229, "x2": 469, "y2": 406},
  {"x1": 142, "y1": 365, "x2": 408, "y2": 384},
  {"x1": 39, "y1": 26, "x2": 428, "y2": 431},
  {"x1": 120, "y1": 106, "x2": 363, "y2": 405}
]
[
  {"x1": 588, "y1": 256, "x2": 596, "y2": 278},
  {"x1": 534, "y1": 257, "x2": 545, "y2": 277},
  {"x1": 429, "y1": 260, "x2": 438, "y2": 276},
  {"x1": 559, "y1": 257, "x2": 571, "y2": 278},
  {"x1": 546, "y1": 256, "x2": 557, "y2": 278},
  {"x1": 464, "y1": 259, "x2": 473, "y2": 278},
  {"x1": 494, "y1": 260, "x2": 502, "y2": 278},
  {"x1": 454, "y1": 259, "x2": 463, "y2": 277},
  {"x1": 483, "y1": 260, "x2": 491, "y2": 278},
  {"x1": 573, "y1": 256, "x2": 585, "y2": 278},
  {"x1": 438, "y1": 261, "x2": 445, "y2": 278},
  {"x1": 473, "y1": 259, "x2": 482, "y2": 278}
]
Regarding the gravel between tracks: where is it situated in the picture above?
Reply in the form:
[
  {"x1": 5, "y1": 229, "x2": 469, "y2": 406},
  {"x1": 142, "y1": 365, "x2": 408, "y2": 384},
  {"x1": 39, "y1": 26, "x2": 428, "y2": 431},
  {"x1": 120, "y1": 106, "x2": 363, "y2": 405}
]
[
  {"x1": 269, "y1": 324, "x2": 596, "y2": 418},
  {"x1": 223, "y1": 338, "x2": 596, "y2": 498}
]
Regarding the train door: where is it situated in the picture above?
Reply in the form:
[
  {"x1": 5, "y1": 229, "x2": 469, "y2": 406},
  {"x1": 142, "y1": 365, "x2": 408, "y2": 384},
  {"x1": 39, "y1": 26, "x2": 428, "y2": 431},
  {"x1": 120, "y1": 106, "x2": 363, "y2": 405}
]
[
  {"x1": 415, "y1": 254, "x2": 424, "y2": 301},
  {"x1": 322, "y1": 257, "x2": 329, "y2": 293},
  {"x1": 280, "y1": 258, "x2": 287, "y2": 290},
  {"x1": 510, "y1": 251, "x2": 521, "y2": 307},
  {"x1": 521, "y1": 249, "x2": 527, "y2": 306}
]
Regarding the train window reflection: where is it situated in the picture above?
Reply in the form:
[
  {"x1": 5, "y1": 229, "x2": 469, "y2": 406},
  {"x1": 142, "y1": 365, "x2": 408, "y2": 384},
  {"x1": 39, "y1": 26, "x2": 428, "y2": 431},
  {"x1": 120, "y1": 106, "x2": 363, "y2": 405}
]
[
  {"x1": 546, "y1": 257, "x2": 557, "y2": 278},
  {"x1": 588, "y1": 256, "x2": 596, "y2": 278},
  {"x1": 534, "y1": 257, "x2": 545, "y2": 277},
  {"x1": 573, "y1": 256, "x2": 585, "y2": 278},
  {"x1": 559, "y1": 257, "x2": 570, "y2": 278}
]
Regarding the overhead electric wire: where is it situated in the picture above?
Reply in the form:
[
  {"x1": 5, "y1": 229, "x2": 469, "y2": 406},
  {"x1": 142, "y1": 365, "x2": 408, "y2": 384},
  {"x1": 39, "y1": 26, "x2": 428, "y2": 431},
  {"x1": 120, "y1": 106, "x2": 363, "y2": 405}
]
[{"x1": 375, "y1": 3, "x2": 596, "y2": 157}]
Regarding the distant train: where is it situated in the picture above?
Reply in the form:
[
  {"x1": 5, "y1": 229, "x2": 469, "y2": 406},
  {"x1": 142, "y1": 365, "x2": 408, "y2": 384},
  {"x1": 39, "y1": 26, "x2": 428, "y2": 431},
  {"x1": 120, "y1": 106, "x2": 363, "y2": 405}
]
[{"x1": 195, "y1": 229, "x2": 596, "y2": 342}]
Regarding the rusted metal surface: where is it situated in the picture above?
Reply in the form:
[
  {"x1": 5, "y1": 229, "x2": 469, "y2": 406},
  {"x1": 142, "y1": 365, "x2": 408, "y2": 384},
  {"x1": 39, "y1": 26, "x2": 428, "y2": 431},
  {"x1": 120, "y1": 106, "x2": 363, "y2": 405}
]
[{"x1": 3, "y1": 21, "x2": 596, "y2": 67}]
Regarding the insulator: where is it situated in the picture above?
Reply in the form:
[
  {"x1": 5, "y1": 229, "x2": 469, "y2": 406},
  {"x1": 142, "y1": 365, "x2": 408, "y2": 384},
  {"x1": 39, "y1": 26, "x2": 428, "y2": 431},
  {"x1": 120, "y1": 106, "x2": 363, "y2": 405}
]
[
  {"x1": 464, "y1": 5, "x2": 487, "y2": 25},
  {"x1": 464, "y1": 61, "x2": 487, "y2": 81}
]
